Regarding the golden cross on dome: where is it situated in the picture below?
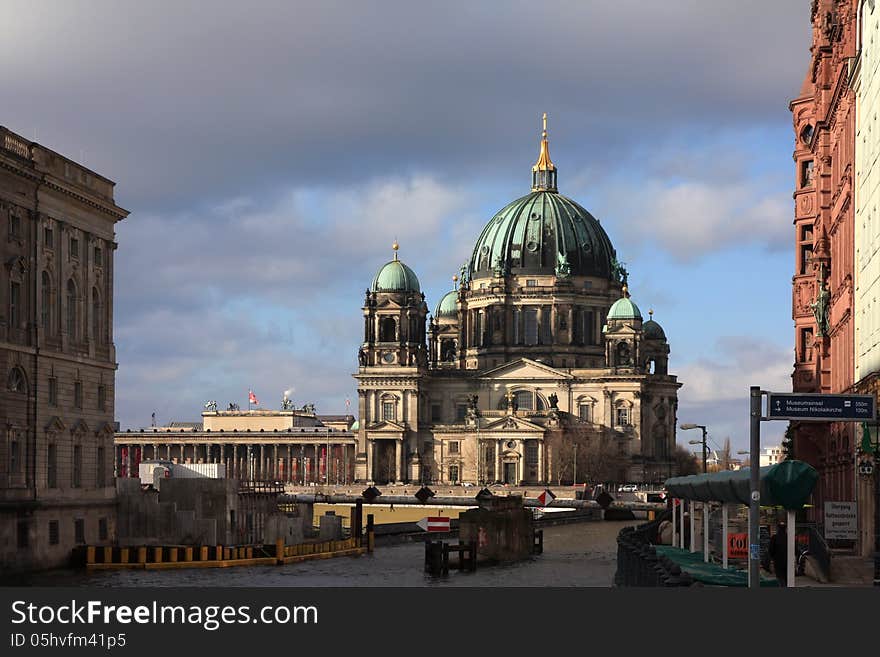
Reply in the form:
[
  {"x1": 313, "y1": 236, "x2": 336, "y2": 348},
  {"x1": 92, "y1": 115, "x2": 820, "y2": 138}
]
[
  {"x1": 392, "y1": 239, "x2": 399, "y2": 260},
  {"x1": 542, "y1": 112, "x2": 547, "y2": 136}
]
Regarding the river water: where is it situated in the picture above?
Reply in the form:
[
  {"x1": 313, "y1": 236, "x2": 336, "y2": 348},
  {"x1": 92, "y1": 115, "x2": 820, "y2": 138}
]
[{"x1": 12, "y1": 520, "x2": 628, "y2": 588}]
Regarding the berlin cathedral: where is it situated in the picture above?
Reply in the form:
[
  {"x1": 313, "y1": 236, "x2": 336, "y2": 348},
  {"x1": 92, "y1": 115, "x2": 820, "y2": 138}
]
[{"x1": 354, "y1": 116, "x2": 681, "y2": 486}]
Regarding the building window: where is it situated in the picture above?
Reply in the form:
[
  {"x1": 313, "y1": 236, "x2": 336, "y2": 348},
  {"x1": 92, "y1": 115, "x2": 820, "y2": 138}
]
[
  {"x1": 582, "y1": 310, "x2": 595, "y2": 345},
  {"x1": 455, "y1": 404, "x2": 467, "y2": 421},
  {"x1": 98, "y1": 518, "x2": 108, "y2": 541},
  {"x1": 514, "y1": 390, "x2": 533, "y2": 411},
  {"x1": 69, "y1": 236, "x2": 79, "y2": 260},
  {"x1": 382, "y1": 401, "x2": 395, "y2": 422},
  {"x1": 615, "y1": 408, "x2": 630, "y2": 427},
  {"x1": 10, "y1": 437, "x2": 20, "y2": 473},
  {"x1": 431, "y1": 403, "x2": 442, "y2": 422},
  {"x1": 66, "y1": 279, "x2": 78, "y2": 338},
  {"x1": 74, "y1": 519, "x2": 85, "y2": 544},
  {"x1": 47, "y1": 443, "x2": 57, "y2": 488},
  {"x1": 524, "y1": 308, "x2": 538, "y2": 346},
  {"x1": 41, "y1": 271, "x2": 51, "y2": 332},
  {"x1": 94, "y1": 246, "x2": 103, "y2": 267},
  {"x1": 9, "y1": 281, "x2": 21, "y2": 329},
  {"x1": 526, "y1": 279, "x2": 537, "y2": 287},
  {"x1": 449, "y1": 441, "x2": 460, "y2": 454},
  {"x1": 799, "y1": 327, "x2": 814, "y2": 363},
  {"x1": 49, "y1": 520, "x2": 59, "y2": 545},
  {"x1": 74, "y1": 381, "x2": 83, "y2": 409},
  {"x1": 8, "y1": 367, "x2": 26, "y2": 393},
  {"x1": 9, "y1": 212, "x2": 21, "y2": 239},
  {"x1": 525, "y1": 440, "x2": 539, "y2": 465},
  {"x1": 579, "y1": 403, "x2": 592, "y2": 422},
  {"x1": 17, "y1": 520, "x2": 28, "y2": 548},
  {"x1": 98, "y1": 384, "x2": 106, "y2": 411},
  {"x1": 97, "y1": 446, "x2": 106, "y2": 488},
  {"x1": 72, "y1": 445, "x2": 82, "y2": 488},
  {"x1": 801, "y1": 160, "x2": 814, "y2": 188},
  {"x1": 92, "y1": 288, "x2": 102, "y2": 342},
  {"x1": 448, "y1": 465, "x2": 459, "y2": 483},
  {"x1": 48, "y1": 377, "x2": 57, "y2": 406},
  {"x1": 44, "y1": 226, "x2": 53, "y2": 248},
  {"x1": 541, "y1": 308, "x2": 551, "y2": 344}
]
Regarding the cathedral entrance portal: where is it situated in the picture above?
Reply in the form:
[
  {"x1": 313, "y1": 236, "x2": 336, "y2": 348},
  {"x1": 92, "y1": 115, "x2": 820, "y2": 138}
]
[
  {"x1": 503, "y1": 462, "x2": 517, "y2": 485},
  {"x1": 374, "y1": 441, "x2": 398, "y2": 484}
]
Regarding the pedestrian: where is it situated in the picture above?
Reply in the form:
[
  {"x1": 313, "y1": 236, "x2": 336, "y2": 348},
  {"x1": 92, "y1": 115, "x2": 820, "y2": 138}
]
[{"x1": 768, "y1": 521, "x2": 788, "y2": 586}]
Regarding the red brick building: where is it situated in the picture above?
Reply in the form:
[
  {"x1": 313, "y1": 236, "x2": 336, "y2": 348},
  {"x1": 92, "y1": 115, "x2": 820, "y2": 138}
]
[{"x1": 789, "y1": 0, "x2": 858, "y2": 525}]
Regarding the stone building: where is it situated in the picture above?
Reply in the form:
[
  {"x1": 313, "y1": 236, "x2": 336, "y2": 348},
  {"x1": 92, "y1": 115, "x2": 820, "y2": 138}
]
[
  {"x1": 0, "y1": 126, "x2": 128, "y2": 572},
  {"x1": 114, "y1": 407, "x2": 356, "y2": 485},
  {"x1": 354, "y1": 117, "x2": 681, "y2": 486},
  {"x1": 789, "y1": 0, "x2": 858, "y2": 526},
  {"x1": 852, "y1": 0, "x2": 880, "y2": 557}
]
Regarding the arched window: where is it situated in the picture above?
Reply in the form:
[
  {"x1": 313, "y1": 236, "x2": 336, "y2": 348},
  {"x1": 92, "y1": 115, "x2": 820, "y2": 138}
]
[
  {"x1": 514, "y1": 390, "x2": 533, "y2": 411},
  {"x1": 379, "y1": 317, "x2": 396, "y2": 342},
  {"x1": 7, "y1": 367, "x2": 27, "y2": 394},
  {"x1": 66, "y1": 279, "x2": 77, "y2": 338},
  {"x1": 41, "y1": 272, "x2": 51, "y2": 332},
  {"x1": 92, "y1": 287, "x2": 102, "y2": 343}
]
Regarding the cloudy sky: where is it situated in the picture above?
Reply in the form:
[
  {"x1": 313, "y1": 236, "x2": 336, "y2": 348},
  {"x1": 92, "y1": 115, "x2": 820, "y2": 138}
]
[{"x1": 4, "y1": 0, "x2": 813, "y2": 455}]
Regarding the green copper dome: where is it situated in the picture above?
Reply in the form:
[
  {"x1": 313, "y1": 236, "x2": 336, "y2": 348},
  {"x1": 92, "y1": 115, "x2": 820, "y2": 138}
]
[
  {"x1": 468, "y1": 191, "x2": 617, "y2": 281},
  {"x1": 435, "y1": 290, "x2": 458, "y2": 318},
  {"x1": 608, "y1": 296, "x2": 642, "y2": 321},
  {"x1": 371, "y1": 259, "x2": 421, "y2": 293},
  {"x1": 643, "y1": 319, "x2": 666, "y2": 340}
]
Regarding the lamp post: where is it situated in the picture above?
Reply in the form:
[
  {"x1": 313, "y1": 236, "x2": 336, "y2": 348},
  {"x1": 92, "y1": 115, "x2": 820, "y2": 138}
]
[{"x1": 681, "y1": 423, "x2": 708, "y2": 473}]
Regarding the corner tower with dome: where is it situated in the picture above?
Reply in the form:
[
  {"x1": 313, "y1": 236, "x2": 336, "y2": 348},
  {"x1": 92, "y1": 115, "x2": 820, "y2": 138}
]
[{"x1": 354, "y1": 116, "x2": 681, "y2": 486}]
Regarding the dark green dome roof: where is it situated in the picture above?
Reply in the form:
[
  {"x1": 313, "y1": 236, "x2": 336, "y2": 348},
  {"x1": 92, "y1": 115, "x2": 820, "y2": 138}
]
[
  {"x1": 643, "y1": 319, "x2": 666, "y2": 340},
  {"x1": 608, "y1": 296, "x2": 642, "y2": 321},
  {"x1": 468, "y1": 191, "x2": 617, "y2": 280},
  {"x1": 370, "y1": 259, "x2": 421, "y2": 293},
  {"x1": 435, "y1": 290, "x2": 458, "y2": 318}
]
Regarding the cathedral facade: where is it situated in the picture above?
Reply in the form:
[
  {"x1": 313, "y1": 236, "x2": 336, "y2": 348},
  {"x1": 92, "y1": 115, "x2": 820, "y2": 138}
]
[{"x1": 354, "y1": 118, "x2": 681, "y2": 486}]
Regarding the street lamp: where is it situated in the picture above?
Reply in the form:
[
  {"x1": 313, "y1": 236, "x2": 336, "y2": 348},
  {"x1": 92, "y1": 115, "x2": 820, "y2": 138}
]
[{"x1": 681, "y1": 423, "x2": 708, "y2": 473}]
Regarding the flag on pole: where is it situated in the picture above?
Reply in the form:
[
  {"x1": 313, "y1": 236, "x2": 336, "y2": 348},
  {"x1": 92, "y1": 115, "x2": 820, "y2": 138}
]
[{"x1": 249, "y1": 390, "x2": 259, "y2": 405}]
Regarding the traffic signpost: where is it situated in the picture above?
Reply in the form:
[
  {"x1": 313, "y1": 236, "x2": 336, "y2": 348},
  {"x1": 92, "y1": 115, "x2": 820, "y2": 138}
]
[
  {"x1": 765, "y1": 392, "x2": 875, "y2": 422},
  {"x1": 749, "y1": 388, "x2": 877, "y2": 589}
]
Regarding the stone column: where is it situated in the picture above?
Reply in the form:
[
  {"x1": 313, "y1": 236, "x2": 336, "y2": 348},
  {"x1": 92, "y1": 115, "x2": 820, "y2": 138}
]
[
  {"x1": 496, "y1": 439, "x2": 502, "y2": 483},
  {"x1": 550, "y1": 305, "x2": 557, "y2": 345},
  {"x1": 567, "y1": 307, "x2": 574, "y2": 345},
  {"x1": 287, "y1": 445, "x2": 292, "y2": 482},
  {"x1": 166, "y1": 444, "x2": 171, "y2": 460},
  {"x1": 366, "y1": 439, "x2": 374, "y2": 481},
  {"x1": 395, "y1": 439, "x2": 402, "y2": 482},
  {"x1": 245, "y1": 445, "x2": 252, "y2": 480},
  {"x1": 537, "y1": 439, "x2": 544, "y2": 484}
]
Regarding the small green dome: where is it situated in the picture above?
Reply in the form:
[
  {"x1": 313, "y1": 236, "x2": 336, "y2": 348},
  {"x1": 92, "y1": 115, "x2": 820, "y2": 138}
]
[
  {"x1": 608, "y1": 296, "x2": 642, "y2": 321},
  {"x1": 371, "y1": 259, "x2": 421, "y2": 293},
  {"x1": 350, "y1": 419, "x2": 359, "y2": 432},
  {"x1": 435, "y1": 290, "x2": 458, "y2": 318},
  {"x1": 643, "y1": 319, "x2": 666, "y2": 340}
]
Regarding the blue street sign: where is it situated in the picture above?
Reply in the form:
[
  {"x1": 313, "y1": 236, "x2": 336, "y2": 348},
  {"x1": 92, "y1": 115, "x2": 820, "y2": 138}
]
[
  {"x1": 766, "y1": 393, "x2": 875, "y2": 422},
  {"x1": 750, "y1": 544, "x2": 760, "y2": 561}
]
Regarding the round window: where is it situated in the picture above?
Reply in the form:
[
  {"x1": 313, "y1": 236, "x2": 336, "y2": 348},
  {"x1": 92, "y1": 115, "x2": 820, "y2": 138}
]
[
  {"x1": 526, "y1": 240, "x2": 539, "y2": 252},
  {"x1": 382, "y1": 352, "x2": 395, "y2": 364},
  {"x1": 481, "y1": 245, "x2": 490, "y2": 255},
  {"x1": 506, "y1": 440, "x2": 516, "y2": 449}
]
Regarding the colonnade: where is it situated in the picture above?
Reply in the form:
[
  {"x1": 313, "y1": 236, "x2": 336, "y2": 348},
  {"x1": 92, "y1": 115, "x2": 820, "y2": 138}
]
[{"x1": 115, "y1": 441, "x2": 356, "y2": 484}]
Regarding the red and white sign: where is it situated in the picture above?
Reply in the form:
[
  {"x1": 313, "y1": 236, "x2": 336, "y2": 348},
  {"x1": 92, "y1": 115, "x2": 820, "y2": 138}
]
[
  {"x1": 416, "y1": 516, "x2": 450, "y2": 532},
  {"x1": 537, "y1": 489, "x2": 556, "y2": 507},
  {"x1": 727, "y1": 532, "x2": 748, "y2": 559},
  {"x1": 248, "y1": 390, "x2": 259, "y2": 405}
]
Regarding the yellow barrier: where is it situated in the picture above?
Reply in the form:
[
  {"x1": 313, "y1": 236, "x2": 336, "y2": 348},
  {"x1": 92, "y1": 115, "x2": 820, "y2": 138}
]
[
  {"x1": 152, "y1": 547, "x2": 163, "y2": 564},
  {"x1": 137, "y1": 547, "x2": 147, "y2": 564},
  {"x1": 86, "y1": 546, "x2": 96, "y2": 564}
]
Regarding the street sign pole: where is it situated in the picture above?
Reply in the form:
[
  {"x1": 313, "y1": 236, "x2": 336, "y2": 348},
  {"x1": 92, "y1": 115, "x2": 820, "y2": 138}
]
[{"x1": 749, "y1": 386, "x2": 761, "y2": 589}]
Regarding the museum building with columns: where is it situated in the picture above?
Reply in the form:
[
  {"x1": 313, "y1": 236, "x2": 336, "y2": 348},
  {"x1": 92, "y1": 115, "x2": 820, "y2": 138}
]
[{"x1": 354, "y1": 118, "x2": 682, "y2": 486}]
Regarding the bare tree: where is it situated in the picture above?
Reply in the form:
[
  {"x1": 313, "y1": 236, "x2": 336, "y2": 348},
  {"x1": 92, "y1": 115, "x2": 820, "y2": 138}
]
[{"x1": 673, "y1": 444, "x2": 700, "y2": 476}]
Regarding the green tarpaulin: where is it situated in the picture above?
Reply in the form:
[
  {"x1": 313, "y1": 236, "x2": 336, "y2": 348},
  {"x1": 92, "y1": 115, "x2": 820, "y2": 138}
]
[
  {"x1": 664, "y1": 459, "x2": 818, "y2": 509},
  {"x1": 654, "y1": 546, "x2": 780, "y2": 587}
]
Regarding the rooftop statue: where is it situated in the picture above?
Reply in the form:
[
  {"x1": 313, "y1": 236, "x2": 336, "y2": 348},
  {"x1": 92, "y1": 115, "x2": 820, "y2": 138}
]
[{"x1": 204, "y1": 400, "x2": 217, "y2": 412}]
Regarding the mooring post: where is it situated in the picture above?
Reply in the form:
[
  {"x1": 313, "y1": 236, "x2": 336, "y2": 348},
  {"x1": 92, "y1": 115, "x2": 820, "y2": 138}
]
[
  {"x1": 354, "y1": 498, "x2": 363, "y2": 545},
  {"x1": 468, "y1": 540, "x2": 477, "y2": 571},
  {"x1": 366, "y1": 513, "x2": 374, "y2": 553}
]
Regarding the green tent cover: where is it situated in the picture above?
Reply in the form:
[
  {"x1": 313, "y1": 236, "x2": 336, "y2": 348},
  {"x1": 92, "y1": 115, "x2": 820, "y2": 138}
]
[{"x1": 664, "y1": 459, "x2": 818, "y2": 510}]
